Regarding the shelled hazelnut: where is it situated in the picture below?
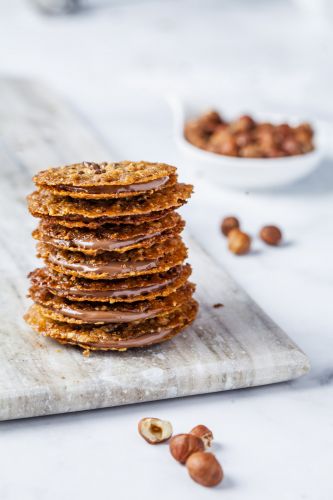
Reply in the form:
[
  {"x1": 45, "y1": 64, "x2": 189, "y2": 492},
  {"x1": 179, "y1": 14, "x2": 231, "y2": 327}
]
[
  {"x1": 239, "y1": 144, "x2": 263, "y2": 158},
  {"x1": 138, "y1": 419, "x2": 223, "y2": 488},
  {"x1": 198, "y1": 110, "x2": 223, "y2": 133},
  {"x1": 183, "y1": 120, "x2": 209, "y2": 150},
  {"x1": 260, "y1": 225, "x2": 282, "y2": 246},
  {"x1": 228, "y1": 229, "x2": 251, "y2": 255},
  {"x1": 184, "y1": 109, "x2": 314, "y2": 158},
  {"x1": 186, "y1": 451, "x2": 224, "y2": 487},
  {"x1": 229, "y1": 114, "x2": 255, "y2": 133},
  {"x1": 169, "y1": 433, "x2": 204, "y2": 464},
  {"x1": 221, "y1": 216, "x2": 240, "y2": 236},
  {"x1": 209, "y1": 129, "x2": 238, "y2": 156}
]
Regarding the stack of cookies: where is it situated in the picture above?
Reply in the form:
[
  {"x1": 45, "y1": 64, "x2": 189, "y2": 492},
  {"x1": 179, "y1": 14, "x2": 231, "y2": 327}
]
[{"x1": 25, "y1": 161, "x2": 198, "y2": 354}]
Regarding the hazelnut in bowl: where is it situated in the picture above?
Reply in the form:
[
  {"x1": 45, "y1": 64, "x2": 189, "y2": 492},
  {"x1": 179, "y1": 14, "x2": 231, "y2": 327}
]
[{"x1": 170, "y1": 97, "x2": 325, "y2": 189}]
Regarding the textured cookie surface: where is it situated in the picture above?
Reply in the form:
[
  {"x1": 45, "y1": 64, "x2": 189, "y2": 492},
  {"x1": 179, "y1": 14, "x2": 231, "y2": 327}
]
[
  {"x1": 34, "y1": 161, "x2": 176, "y2": 188},
  {"x1": 33, "y1": 212, "x2": 184, "y2": 254},
  {"x1": 40, "y1": 168, "x2": 177, "y2": 199},
  {"x1": 28, "y1": 183, "x2": 193, "y2": 219},
  {"x1": 24, "y1": 300, "x2": 198, "y2": 351},
  {"x1": 38, "y1": 237, "x2": 187, "y2": 279},
  {"x1": 39, "y1": 209, "x2": 174, "y2": 229},
  {"x1": 29, "y1": 282, "x2": 195, "y2": 324},
  {"x1": 29, "y1": 264, "x2": 192, "y2": 303}
]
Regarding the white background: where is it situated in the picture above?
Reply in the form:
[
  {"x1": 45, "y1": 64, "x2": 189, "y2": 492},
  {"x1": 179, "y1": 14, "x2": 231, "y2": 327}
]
[{"x1": 1, "y1": 1, "x2": 333, "y2": 499}]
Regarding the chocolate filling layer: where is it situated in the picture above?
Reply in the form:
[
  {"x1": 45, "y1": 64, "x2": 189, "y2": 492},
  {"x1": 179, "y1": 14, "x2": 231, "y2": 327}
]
[
  {"x1": 49, "y1": 276, "x2": 176, "y2": 299},
  {"x1": 48, "y1": 253, "x2": 158, "y2": 277},
  {"x1": 47, "y1": 230, "x2": 162, "y2": 251},
  {"x1": 58, "y1": 176, "x2": 169, "y2": 195},
  {"x1": 85, "y1": 326, "x2": 174, "y2": 349},
  {"x1": 50, "y1": 304, "x2": 165, "y2": 323}
]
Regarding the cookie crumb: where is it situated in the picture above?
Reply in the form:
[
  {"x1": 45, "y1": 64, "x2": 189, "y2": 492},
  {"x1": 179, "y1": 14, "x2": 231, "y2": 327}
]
[{"x1": 213, "y1": 303, "x2": 224, "y2": 309}]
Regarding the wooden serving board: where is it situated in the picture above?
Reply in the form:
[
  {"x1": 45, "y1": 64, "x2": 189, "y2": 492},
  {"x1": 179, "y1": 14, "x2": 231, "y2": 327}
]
[{"x1": 0, "y1": 78, "x2": 310, "y2": 421}]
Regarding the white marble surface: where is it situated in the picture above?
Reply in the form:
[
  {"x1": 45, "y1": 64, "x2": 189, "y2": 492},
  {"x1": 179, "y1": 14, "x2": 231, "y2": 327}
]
[{"x1": 0, "y1": 1, "x2": 332, "y2": 499}]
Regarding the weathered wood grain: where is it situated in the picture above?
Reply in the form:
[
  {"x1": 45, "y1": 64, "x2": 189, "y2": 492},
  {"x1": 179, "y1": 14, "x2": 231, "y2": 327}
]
[{"x1": 0, "y1": 78, "x2": 310, "y2": 421}]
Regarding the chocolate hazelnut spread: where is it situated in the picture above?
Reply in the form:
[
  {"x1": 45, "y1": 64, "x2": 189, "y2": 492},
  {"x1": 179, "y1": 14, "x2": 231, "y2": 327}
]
[
  {"x1": 59, "y1": 176, "x2": 169, "y2": 195},
  {"x1": 50, "y1": 276, "x2": 176, "y2": 299},
  {"x1": 47, "y1": 230, "x2": 163, "y2": 251},
  {"x1": 85, "y1": 326, "x2": 174, "y2": 349},
  {"x1": 48, "y1": 253, "x2": 158, "y2": 277},
  {"x1": 52, "y1": 304, "x2": 165, "y2": 323}
]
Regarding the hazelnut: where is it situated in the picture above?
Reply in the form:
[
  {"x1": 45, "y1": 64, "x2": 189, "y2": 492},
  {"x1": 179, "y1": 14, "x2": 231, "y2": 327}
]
[
  {"x1": 294, "y1": 129, "x2": 311, "y2": 146},
  {"x1": 260, "y1": 225, "x2": 282, "y2": 246},
  {"x1": 198, "y1": 110, "x2": 223, "y2": 133},
  {"x1": 208, "y1": 128, "x2": 232, "y2": 146},
  {"x1": 169, "y1": 433, "x2": 204, "y2": 464},
  {"x1": 184, "y1": 120, "x2": 209, "y2": 149},
  {"x1": 221, "y1": 216, "x2": 240, "y2": 236},
  {"x1": 239, "y1": 144, "x2": 263, "y2": 158},
  {"x1": 209, "y1": 130, "x2": 238, "y2": 156},
  {"x1": 219, "y1": 138, "x2": 238, "y2": 156},
  {"x1": 230, "y1": 115, "x2": 255, "y2": 133},
  {"x1": 138, "y1": 417, "x2": 173, "y2": 444},
  {"x1": 256, "y1": 122, "x2": 274, "y2": 133},
  {"x1": 214, "y1": 123, "x2": 228, "y2": 133},
  {"x1": 265, "y1": 147, "x2": 285, "y2": 158},
  {"x1": 276, "y1": 123, "x2": 292, "y2": 138},
  {"x1": 235, "y1": 131, "x2": 252, "y2": 148},
  {"x1": 295, "y1": 122, "x2": 313, "y2": 142},
  {"x1": 184, "y1": 111, "x2": 315, "y2": 159},
  {"x1": 255, "y1": 129, "x2": 275, "y2": 150},
  {"x1": 228, "y1": 229, "x2": 251, "y2": 255},
  {"x1": 186, "y1": 452, "x2": 223, "y2": 487},
  {"x1": 282, "y1": 137, "x2": 302, "y2": 156},
  {"x1": 190, "y1": 425, "x2": 213, "y2": 448}
]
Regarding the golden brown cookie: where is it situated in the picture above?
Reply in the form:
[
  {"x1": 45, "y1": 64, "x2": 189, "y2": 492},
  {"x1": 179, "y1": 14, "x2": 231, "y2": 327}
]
[
  {"x1": 39, "y1": 209, "x2": 174, "y2": 229},
  {"x1": 32, "y1": 212, "x2": 184, "y2": 254},
  {"x1": 33, "y1": 161, "x2": 177, "y2": 199},
  {"x1": 29, "y1": 282, "x2": 195, "y2": 325},
  {"x1": 24, "y1": 299, "x2": 198, "y2": 351},
  {"x1": 37, "y1": 237, "x2": 187, "y2": 279},
  {"x1": 29, "y1": 264, "x2": 192, "y2": 303},
  {"x1": 27, "y1": 183, "x2": 193, "y2": 220}
]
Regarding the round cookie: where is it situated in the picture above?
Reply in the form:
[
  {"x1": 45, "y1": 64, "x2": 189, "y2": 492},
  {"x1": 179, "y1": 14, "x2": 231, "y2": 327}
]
[
  {"x1": 33, "y1": 161, "x2": 177, "y2": 199},
  {"x1": 33, "y1": 212, "x2": 184, "y2": 255},
  {"x1": 24, "y1": 299, "x2": 199, "y2": 352},
  {"x1": 29, "y1": 282, "x2": 195, "y2": 325},
  {"x1": 27, "y1": 183, "x2": 193, "y2": 220},
  {"x1": 39, "y1": 209, "x2": 174, "y2": 229},
  {"x1": 29, "y1": 264, "x2": 192, "y2": 303},
  {"x1": 37, "y1": 237, "x2": 188, "y2": 279}
]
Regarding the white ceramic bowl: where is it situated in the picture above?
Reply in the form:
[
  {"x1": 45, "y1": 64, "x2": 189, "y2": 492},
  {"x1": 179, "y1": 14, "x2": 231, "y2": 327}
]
[{"x1": 169, "y1": 96, "x2": 326, "y2": 190}]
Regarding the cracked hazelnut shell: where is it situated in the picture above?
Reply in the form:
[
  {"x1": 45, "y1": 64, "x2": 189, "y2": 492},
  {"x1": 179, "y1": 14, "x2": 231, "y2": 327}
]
[
  {"x1": 138, "y1": 417, "x2": 173, "y2": 444},
  {"x1": 190, "y1": 425, "x2": 213, "y2": 448}
]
